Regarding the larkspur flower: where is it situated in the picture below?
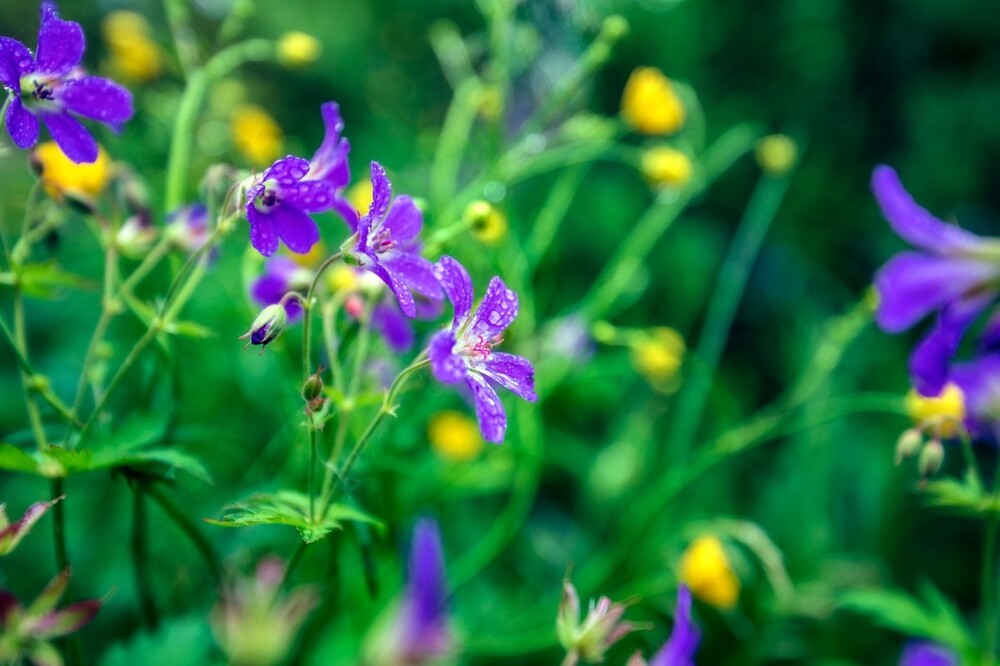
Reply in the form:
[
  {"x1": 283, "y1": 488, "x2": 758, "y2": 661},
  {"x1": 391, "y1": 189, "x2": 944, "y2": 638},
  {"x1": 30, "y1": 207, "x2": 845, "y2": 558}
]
[
  {"x1": 244, "y1": 102, "x2": 353, "y2": 257},
  {"x1": 627, "y1": 587, "x2": 700, "y2": 666},
  {"x1": 343, "y1": 162, "x2": 443, "y2": 317},
  {"x1": 0, "y1": 2, "x2": 134, "y2": 163},
  {"x1": 871, "y1": 165, "x2": 1000, "y2": 396},
  {"x1": 428, "y1": 256, "x2": 537, "y2": 443},
  {"x1": 899, "y1": 641, "x2": 957, "y2": 666}
]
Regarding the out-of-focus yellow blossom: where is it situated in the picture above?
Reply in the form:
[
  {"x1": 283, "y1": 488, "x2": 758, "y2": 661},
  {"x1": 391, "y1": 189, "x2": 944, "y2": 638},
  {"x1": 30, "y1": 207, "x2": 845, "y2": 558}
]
[
  {"x1": 346, "y1": 180, "x2": 374, "y2": 216},
  {"x1": 620, "y1": 67, "x2": 685, "y2": 135},
  {"x1": 463, "y1": 200, "x2": 508, "y2": 245},
  {"x1": 629, "y1": 327, "x2": 685, "y2": 393},
  {"x1": 906, "y1": 382, "x2": 966, "y2": 439},
  {"x1": 31, "y1": 141, "x2": 111, "y2": 204},
  {"x1": 428, "y1": 411, "x2": 483, "y2": 461},
  {"x1": 755, "y1": 134, "x2": 798, "y2": 176},
  {"x1": 326, "y1": 264, "x2": 359, "y2": 293},
  {"x1": 277, "y1": 32, "x2": 322, "y2": 69},
  {"x1": 102, "y1": 11, "x2": 163, "y2": 82},
  {"x1": 641, "y1": 147, "x2": 693, "y2": 189},
  {"x1": 231, "y1": 105, "x2": 284, "y2": 167},
  {"x1": 290, "y1": 241, "x2": 327, "y2": 270},
  {"x1": 679, "y1": 535, "x2": 740, "y2": 609}
]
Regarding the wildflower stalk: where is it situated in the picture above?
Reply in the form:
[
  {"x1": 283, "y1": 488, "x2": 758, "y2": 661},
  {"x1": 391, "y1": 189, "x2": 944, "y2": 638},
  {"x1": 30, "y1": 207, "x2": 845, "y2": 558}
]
[
  {"x1": 584, "y1": 121, "x2": 761, "y2": 320},
  {"x1": 982, "y1": 462, "x2": 1000, "y2": 664},
  {"x1": 164, "y1": 39, "x2": 274, "y2": 212},
  {"x1": 320, "y1": 296, "x2": 346, "y2": 394},
  {"x1": 524, "y1": 165, "x2": 589, "y2": 266},
  {"x1": 14, "y1": 281, "x2": 49, "y2": 450},
  {"x1": 145, "y1": 482, "x2": 221, "y2": 582},
  {"x1": 51, "y1": 478, "x2": 68, "y2": 571},
  {"x1": 131, "y1": 485, "x2": 157, "y2": 629},
  {"x1": 429, "y1": 77, "x2": 482, "y2": 212},
  {"x1": 668, "y1": 150, "x2": 798, "y2": 458},
  {"x1": 0, "y1": 314, "x2": 79, "y2": 425},
  {"x1": 162, "y1": 0, "x2": 201, "y2": 77}
]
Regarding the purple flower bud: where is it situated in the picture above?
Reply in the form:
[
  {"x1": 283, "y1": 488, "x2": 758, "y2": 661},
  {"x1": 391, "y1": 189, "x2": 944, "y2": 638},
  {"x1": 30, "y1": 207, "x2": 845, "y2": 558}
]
[{"x1": 240, "y1": 303, "x2": 288, "y2": 351}]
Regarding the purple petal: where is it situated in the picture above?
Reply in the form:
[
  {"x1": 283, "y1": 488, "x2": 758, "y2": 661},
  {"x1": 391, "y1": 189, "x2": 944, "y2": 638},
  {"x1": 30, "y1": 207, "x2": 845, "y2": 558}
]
[
  {"x1": 251, "y1": 257, "x2": 307, "y2": 320},
  {"x1": 872, "y1": 166, "x2": 983, "y2": 254},
  {"x1": 306, "y1": 101, "x2": 351, "y2": 189},
  {"x1": 874, "y1": 251, "x2": 1000, "y2": 332},
  {"x1": 41, "y1": 111, "x2": 97, "y2": 163},
  {"x1": 468, "y1": 276, "x2": 519, "y2": 340},
  {"x1": 898, "y1": 641, "x2": 958, "y2": 666},
  {"x1": 383, "y1": 252, "x2": 444, "y2": 301},
  {"x1": 478, "y1": 352, "x2": 538, "y2": 402},
  {"x1": 407, "y1": 519, "x2": 447, "y2": 634},
  {"x1": 910, "y1": 293, "x2": 994, "y2": 395},
  {"x1": 650, "y1": 586, "x2": 700, "y2": 666},
  {"x1": 263, "y1": 156, "x2": 310, "y2": 187},
  {"x1": 951, "y1": 353, "x2": 1000, "y2": 441},
  {"x1": 369, "y1": 262, "x2": 415, "y2": 318},
  {"x1": 429, "y1": 330, "x2": 465, "y2": 384},
  {"x1": 36, "y1": 3, "x2": 85, "y2": 75},
  {"x1": 285, "y1": 179, "x2": 335, "y2": 213},
  {"x1": 6, "y1": 97, "x2": 39, "y2": 149},
  {"x1": 271, "y1": 203, "x2": 320, "y2": 254},
  {"x1": 57, "y1": 76, "x2": 134, "y2": 126},
  {"x1": 466, "y1": 373, "x2": 508, "y2": 443},
  {"x1": 33, "y1": 599, "x2": 102, "y2": 639},
  {"x1": 367, "y1": 161, "x2": 392, "y2": 222},
  {"x1": 373, "y1": 302, "x2": 414, "y2": 352},
  {"x1": 0, "y1": 37, "x2": 32, "y2": 89},
  {"x1": 383, "y1": 195, "x2": 423, "y2": 242},
  {"x1": 0, "y1": 496, "x2": 62, "y2": 556},
  {"x1": 247, "y1": 205, "x2": 280, "y2": 257},
  {"x1": 433, "y1": 256, "x2": 473, "y2": 329}
]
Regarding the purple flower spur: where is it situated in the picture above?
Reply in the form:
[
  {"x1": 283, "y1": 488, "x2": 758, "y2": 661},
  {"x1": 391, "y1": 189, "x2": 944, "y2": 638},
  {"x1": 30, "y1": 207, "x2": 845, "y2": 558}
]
[
  {"x1": 346, "y1": 161, "x2": 443, "y2": 317},
  {"x1": 428, "y1": 256, "x2": 537, "y2": 443},
  {"x1": 0, "y1": 3, "x2": 134, "y2": 163},
  {"x1": 871, "y1": 165, "x2": 1000, "y2": 395}
]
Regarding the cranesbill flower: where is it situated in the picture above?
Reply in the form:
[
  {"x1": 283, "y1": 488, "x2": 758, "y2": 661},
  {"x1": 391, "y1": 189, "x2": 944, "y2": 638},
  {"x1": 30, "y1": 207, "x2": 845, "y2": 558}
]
[
  {"x1": 305, "y1": 101, "x2": 356, "y2": 230},
  {"x1": 344, "y1": 162, "x2": 443, "y2": 317},
  {"x1": 627, "y1": 587, "x2": 700, "y2": 666},
  {"x1": 871, "y1": 165, "x2": 1000, "y2": 395},
  {"x1": 428, "y1": 256, "x2": 537, "y2": 443},
  {"x1": 0, "y1": 2, "x2": 134, "y2": 163},
  {"x1": 899, "y1": 641, "x2": 957, "y2": 666}
]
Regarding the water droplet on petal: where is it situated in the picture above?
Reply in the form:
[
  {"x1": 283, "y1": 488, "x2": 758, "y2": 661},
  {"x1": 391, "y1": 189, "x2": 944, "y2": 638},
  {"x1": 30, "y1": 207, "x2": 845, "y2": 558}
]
[{"x1": 488, "y1": 310, "x2": 501, "y2": 325}]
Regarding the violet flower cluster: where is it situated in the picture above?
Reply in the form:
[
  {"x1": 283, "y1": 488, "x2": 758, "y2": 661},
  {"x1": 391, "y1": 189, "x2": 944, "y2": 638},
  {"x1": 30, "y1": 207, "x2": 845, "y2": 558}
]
[
  {"x1": 872, "y1": 166, "x2": 1000, "y2": 440},
  {"x1": 0, "y1": 3, "x2": 134, "y2": 163}
]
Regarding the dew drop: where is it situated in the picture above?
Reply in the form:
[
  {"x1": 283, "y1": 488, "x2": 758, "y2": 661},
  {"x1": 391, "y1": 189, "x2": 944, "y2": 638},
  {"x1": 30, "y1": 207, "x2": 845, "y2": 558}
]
[{"x1": 488, "y1": 310, "x2": 502, "y2": 325}]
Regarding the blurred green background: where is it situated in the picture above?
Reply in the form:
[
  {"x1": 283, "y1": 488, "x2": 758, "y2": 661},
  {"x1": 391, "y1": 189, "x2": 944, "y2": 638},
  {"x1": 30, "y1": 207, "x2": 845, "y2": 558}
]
[{"x1": 1, "y1": 0, "x2": 998, "y2": 663}]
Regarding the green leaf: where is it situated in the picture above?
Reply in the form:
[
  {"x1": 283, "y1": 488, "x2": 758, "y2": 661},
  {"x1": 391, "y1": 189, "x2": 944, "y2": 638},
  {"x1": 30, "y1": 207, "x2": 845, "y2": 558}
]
[
  {"x1": 163, "y1": 320, "x2": 216, "y2": 339},
  {"x1": 839, "y1": 582, "x2": 975, "y2": 653},
  {"x1": 18, "y1": 261, "x2": 93, "y2": 298},
  {"x1": 206, "y1": 491, "x2": 381, "y2": 543},
  {"x1": 0, "y1": 443, "x2": 43, "y2": 474},
  {"x1": 924, "y1": 477, "x2": 997, "y2": 515}
]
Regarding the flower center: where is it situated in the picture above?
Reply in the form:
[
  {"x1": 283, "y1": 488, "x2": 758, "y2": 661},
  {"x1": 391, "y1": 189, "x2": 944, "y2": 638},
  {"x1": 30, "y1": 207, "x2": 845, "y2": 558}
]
[
  {"x1": 461, "y1": 334, "x2": 500, "y2": 360},
  {"x1": 253, "y1": 180, "x2": 280, "y2": 213},
  {"x1": 19, "y1": 74, "x2": 60, "y2": 110},
  {"x1": 372, "y1": 228, "x2": 394, "y2": 254}
]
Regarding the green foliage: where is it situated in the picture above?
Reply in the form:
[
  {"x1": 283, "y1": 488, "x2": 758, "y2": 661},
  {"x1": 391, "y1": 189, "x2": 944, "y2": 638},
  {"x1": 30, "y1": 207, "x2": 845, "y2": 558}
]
[{"x1": 205, "y1": 491, "x2": 381, "y2": 543}]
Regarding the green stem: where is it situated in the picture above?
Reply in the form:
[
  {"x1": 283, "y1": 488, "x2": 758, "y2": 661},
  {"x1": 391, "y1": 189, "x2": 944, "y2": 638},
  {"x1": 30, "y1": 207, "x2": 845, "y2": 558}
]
[
  {"x1": 983, "y1": 463, "x2": 1000, "y2": 664},
  {"x1": 131, "y1": 485, "x2": 157, "y2": 629},
  {"x1": 668, "y1": 158, "x2": 797, "y2": 458},
  {"x1": 14, "y1": 289, "x2": 49, "y2": 450},
  {"x1": 320, "y1": 297, "x2": 345, "y2": 395},
  {"x1": 164, "y1": 39, "x2": 274, "y2": 211},
  {"x1": 0, "y1": 314, "x2": 78, "y2": 425},
  {"x1": 51, "y1": 479, "x2": 68, "y2": 572},
  {"x1": 145, "y1": 483, "x2": 221, "y2": 582},
  {"x1": 163, "y1": 0, "x2": 201, "y2": 76},
  {"x1": 429, "y1": 78, "x2": 482, "y2": 212},
  {"x1": 524, "y1": 164, "x2": 589, "y2": 266}
]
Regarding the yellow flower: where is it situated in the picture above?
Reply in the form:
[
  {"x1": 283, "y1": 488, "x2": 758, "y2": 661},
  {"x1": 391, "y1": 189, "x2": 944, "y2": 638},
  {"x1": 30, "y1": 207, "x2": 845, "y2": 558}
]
[
  {"x1": 620, "y1": 67, "x2": 685, "y2": 135},
  {"x1": 326, "y1": 264, "x2": 359, "y2": 293},
  {"x1": 679, "y1": 535, "x2": 740, "y2": 609},
  {"x1": 346, "y1": 180, "x2": 374, "y2": 216},
  {"x1": 31, "y1": 141, "x2": 111, "y2": 204},
  {"x1": 463, "y1": 200, "x2": 508, "y2": 245},
  {"x1": 290, "y1": 241, "x2": 327, "y2": 270},
  {"x1": 755, "y1": 134, "x2": 798, "y2": 176},
  {"x1": 629, "y1": 327, "x2": 685, "y2": 393},
  {"x1": 641, "y1": 147, "x2": 693, "y2": 189},
  {"x1": 277, "y1": 32, "x2": 323, "y2": 69},
  {"x1": 231, "y1": 105, "x2": 284, "y2": 167},
  {"x1": 102, "y1": 11, "x2": 162, "y2": 82},
  {"x1": 428, "y1": 411, "x2": 483, "y2": 461},
  {"x1": 906, "y1": 382, "x2": 966, "y2": 439}
]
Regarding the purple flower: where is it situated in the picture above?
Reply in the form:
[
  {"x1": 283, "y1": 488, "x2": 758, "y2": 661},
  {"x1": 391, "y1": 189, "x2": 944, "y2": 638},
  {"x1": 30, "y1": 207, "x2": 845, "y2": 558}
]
[
  {"x1": 428, "y1": 256, "x2": 537, "y2": 443},
  {"x1": 643, "y1": 587, "x2": 701, "y2": 666},
  {"x1": 871, "y1": 165, "x2": 1000, "y2": 395},
  {"x1": 305, "y1": 101, "x2": 357, "y2": 230},
  {"x1": 165, "y1": 203, "x2": 210, "y2": 253},
  {"x1": 345, "y1": 162, "x2": 443, "y2": 317},
  {"x1": 951, "y1": 353, "x2": 1000, "y2": 441},
  {"x1": 899, "y1": 641, "x2": 957, "y2": 666},
  {"x1": 0, "y1": 3, "x2": 133, "y2": 163},
  {"x1": 250, "y1": 256, "x2": 313, "y2": 320}
]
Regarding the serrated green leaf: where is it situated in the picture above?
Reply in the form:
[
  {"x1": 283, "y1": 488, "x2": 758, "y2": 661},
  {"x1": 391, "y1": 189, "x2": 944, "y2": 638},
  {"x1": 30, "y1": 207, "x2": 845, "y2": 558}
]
[
  {"x1": 0, "y1": 443, "x2": 42, "y2": 473},
  {"x1": 924, "y1": 477, "x2": 993, "y2": 515},
  {"x1": 206, "y1": 491, "x2": 381, "y2": 543},
  {"x1": 18, "y1": 260, "x2": 93, "y2": 298}
]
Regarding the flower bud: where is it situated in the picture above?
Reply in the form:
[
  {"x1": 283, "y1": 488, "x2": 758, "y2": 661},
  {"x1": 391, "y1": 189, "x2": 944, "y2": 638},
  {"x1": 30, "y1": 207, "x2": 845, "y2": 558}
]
[
  {"x1": 302, "y1": 369, "x2": 324, "y2": 402},
  {"x1": 641, "y1": 147, "x2": 693, "y2": 189},
  {"x1": 115, "y1": 214, "x2": 158, "y2": 258},
  {"x1": 240, "y1": 303, "x2": 288, "y2": 351},
  {"x1": 558, "y1": 578, "x2": 639, "y2": 664},
  {"x1": 918, "y1": 439, "x2": 945, "y2": 478},
  {"x1": 601, "y1": 15, "x2": 630, "y2": 42},
  {"x1": 277, "y1": 32, "x2": 322, "y2": 69},
  {"x1": 906, "y1": 383, "x2": 966, "y2": 439},
  {"x1": 755, "y1": 134, "x2": 798, "y2": 176},
  {"x1": 463, "y1": 200, "x2": 507, "y2": 245},
  {"x1": 679, "y1": 535, "x2": 740, "y2": 609},
  {"x1": 895, "y1": 427, "x2": 924, "y2": 464},
  {"x1": 621, "y1": 67, "x2": 686, "y2": 135}
]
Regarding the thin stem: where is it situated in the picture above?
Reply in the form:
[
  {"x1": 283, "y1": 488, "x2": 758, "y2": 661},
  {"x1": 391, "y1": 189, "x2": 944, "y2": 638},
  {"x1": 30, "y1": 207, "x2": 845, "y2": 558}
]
[
  {"x1": 983, "y1": 462, "x2": 1000, "y2": 664},
  {"x1": 302, "y1": 253, "x2": 343, "y2": 381},
  {"x1": 524, "y1": 164, "x2": 589, "y2": 267},
  {"x1": 131, "y1": 485, "x2": 157, "y2": 629},
  {"x1": 320, "y1": 297, "x2": 345, "y2": 394},
  {"x1": 163, "y1": 0, "x2": 202, "y2": 77},
  {"x1": 668, "y1": 158, "x2": 797, "y2": 458},
  {"x1": 14, "y1": 290, "x2": 49, "y2": 450},
  {"x1": 0, "y1": 313, "x2": 78, "y2": 425},
  {"x1": 51, "y1": 479, "x2": 68, "y2": 572},
  {"x1": 145, "y1": 483, "x2": 221, "y2": 582},
  {"x1": 429, "y1": 78, "x2": 482, "y2": 213}
]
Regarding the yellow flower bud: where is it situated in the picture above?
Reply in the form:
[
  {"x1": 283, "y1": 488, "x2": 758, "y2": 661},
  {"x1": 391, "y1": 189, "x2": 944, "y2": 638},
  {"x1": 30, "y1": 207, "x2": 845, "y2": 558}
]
[
  {"x1": 231, "y1": 105, "x2": 284, "y2": 167},
  {"x1": 277, "y1": 32, "x2": 323, "y2": 69},
  {"x1": 620, "y1": 67, "x2": 686, "y2": 135},
  {"x1": 463, "y1": 200, "x2": 508, "y2": 245},
  {"x1": 641, "y1": 147, "x2": 693, "y2": 189},
  {"x1": 755, "y1": 134, "x2": 798, "y2": 176},
  {"x1": 428, "y1": 411, "x2": 483, "y2": 461},
  {"x1": 31, "y1": 141, "x2": 111, "y2": 204},
  {"x1": 679, "y1": 535, "x2": 740, "y2": 609},
  {"x1": 906, "y1": 382, "x2": 965, "y2": 439},
  {"x1": 629, "y1": 327, "x2": 685, "y2": 393},
  {"x1": 346, "y1": 180, "x2": 374, "y2": 216},
  {"x1": 102, "y1": 11, "x2": 162, "y2": 82}
]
